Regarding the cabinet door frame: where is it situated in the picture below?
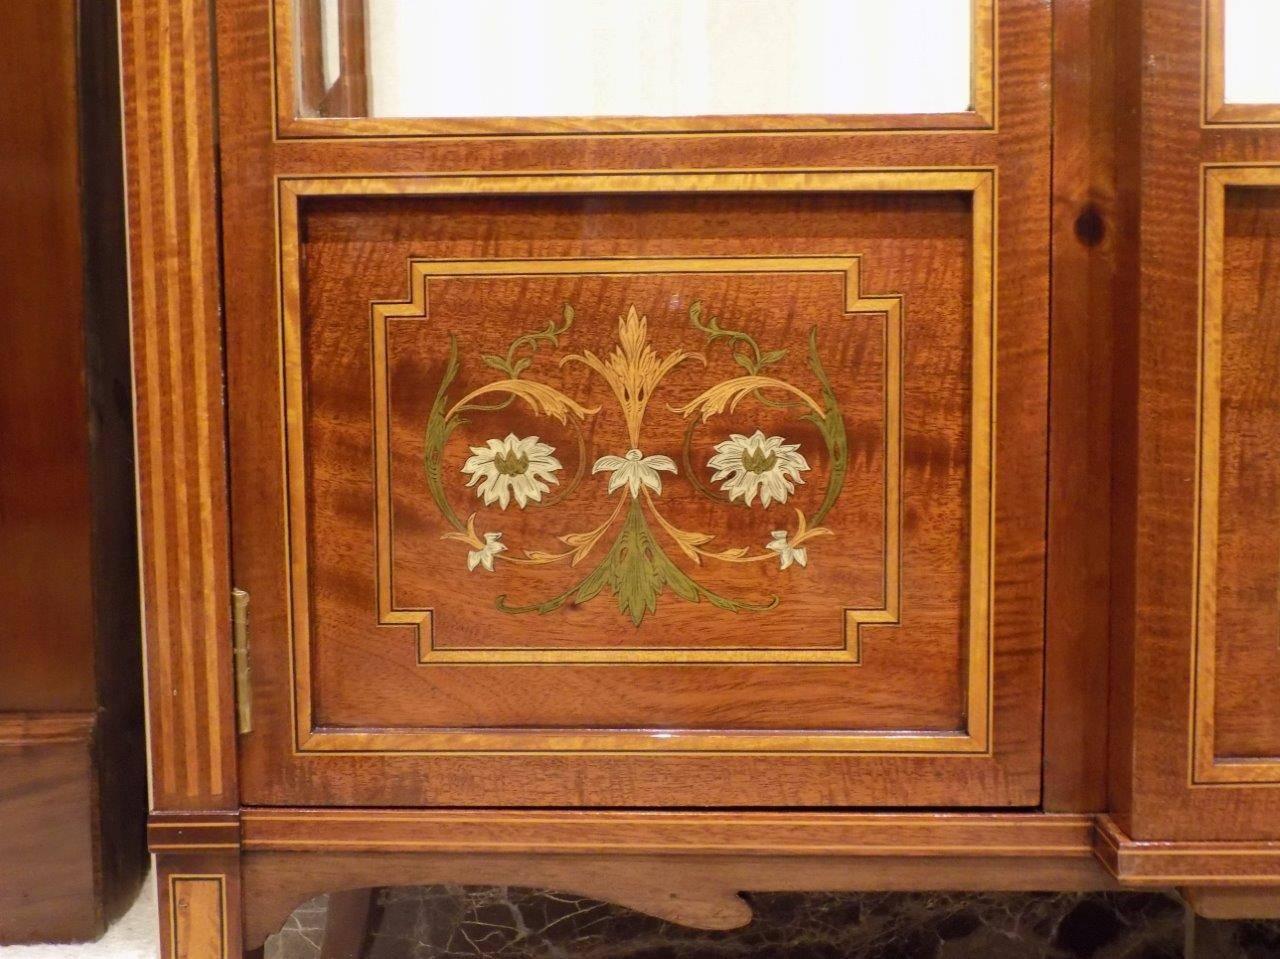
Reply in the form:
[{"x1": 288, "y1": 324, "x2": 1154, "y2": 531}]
[{"x1": 211, "y1": 0, "x2": 1051, "y2": 809}]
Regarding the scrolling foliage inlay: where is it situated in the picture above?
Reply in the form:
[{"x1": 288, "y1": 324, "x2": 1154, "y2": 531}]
[
  {"x1": 358, "y1": 252, "x2": 912, "y2": 666},
  {"x1": 425, "y1": 301, "x2": 844, "y2": 626}
]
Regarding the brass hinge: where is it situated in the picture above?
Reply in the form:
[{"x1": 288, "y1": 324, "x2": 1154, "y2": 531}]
[{"x1": 231, "y1": 588, "x2": 252, "y2": 734}]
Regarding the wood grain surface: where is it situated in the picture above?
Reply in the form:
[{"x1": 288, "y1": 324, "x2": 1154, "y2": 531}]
[
  {"x1": 1201, "y1": 179, "x2": 1280, "y2": 767},
  {"x1": 0, "y1": 716, "x2": 99, "y2": 942},
  {"x1": 242, "y1": 844, "x2": 1112, "y2": 951},
  {"x1": 0, "y1": 0, "x2": 95, "y2": 713},
  {"x1": 113, "y1": 0, "x2": 1280, "y2": 950},
  {"x1": 1044, "y1": 0, "x2": 1116, "y2": 814}
]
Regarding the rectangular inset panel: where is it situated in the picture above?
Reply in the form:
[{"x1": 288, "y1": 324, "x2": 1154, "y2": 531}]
[
  {"x1": 373, "y1": 257, "x2": 903, "y2": 663},
  {"x1": 168, "y1": 876, "x2": 225, "y2": 959},
  {"x1": 279, "y1": 0, "x2": 994, "y2": 133},
  {"x1": 1195, "y1": 167, "x2": 1280, "y2": 782},
  {"x1": 277, "y1": 170, "x2": 996, "y2": 757}
]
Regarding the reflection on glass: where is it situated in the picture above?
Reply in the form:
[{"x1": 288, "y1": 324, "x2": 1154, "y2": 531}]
[
  {"x1": 1224, "y1": 0, "x2": 1280, "y2": 105},
  {"x1": 296, "y1": 0, "x2": 973, "y2": 119}
]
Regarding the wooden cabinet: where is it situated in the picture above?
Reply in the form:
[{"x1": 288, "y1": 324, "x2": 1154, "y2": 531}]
[
  {"x1": 0, "y1": 0, "x2": 146, "y2": 943},
  {"x1": 117, "y1": 1, "x2": 1280, "y2": 955}
]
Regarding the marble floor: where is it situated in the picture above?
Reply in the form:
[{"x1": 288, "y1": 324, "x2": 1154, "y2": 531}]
[{"x1": 6, "y1": 878, "x2": 1279, "y2": 957}]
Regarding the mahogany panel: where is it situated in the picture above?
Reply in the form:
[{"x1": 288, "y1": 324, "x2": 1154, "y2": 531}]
[
  {"x1": 0, "y1": 0, "x2": 146, "y2": 941},
  {"x1": 297, "y1": 189, "x2": 974, "y2": 739},
  {"x1": 1207, "y1": 184, "x2": 1280, "y2": 763},
  {"x1": 0, "y1": 0, "x2": 94, "y2": 712}
]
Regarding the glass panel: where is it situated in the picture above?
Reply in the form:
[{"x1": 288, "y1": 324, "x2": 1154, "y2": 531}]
[
  {"x1": 1224, "y1": 0, "x2": 1280, "y2": 105},
  {"x1": 296, "y1": 0, "x2": 973, "y2": 119}
]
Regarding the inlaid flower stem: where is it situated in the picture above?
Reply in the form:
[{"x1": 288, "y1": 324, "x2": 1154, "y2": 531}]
[{"x1": 496, "y1": 498, "x2": 778, "y2": 624}]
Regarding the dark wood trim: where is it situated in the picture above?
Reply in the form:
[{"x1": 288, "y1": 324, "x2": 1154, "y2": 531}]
[
  {"x1": 240, "y1": 809, "x2": 1099, "y2": 856},
  {"x1": 77, "y1": 0, "x2": 147, "y2": 923},
  {"x1": 149, "y1": 811, "x2": 242, "y2": 852},
  {"x1": 1109, "y1": 0, "x2": 1280, "y2": 841},
  {"x1": 1044, "y1": 0, "x2": 1117, "y2": 814}
]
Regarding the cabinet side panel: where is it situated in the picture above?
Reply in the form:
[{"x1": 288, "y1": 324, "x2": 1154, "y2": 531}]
[{"x1": 0, "y1": 0, "x2": 94, "y2": 711}]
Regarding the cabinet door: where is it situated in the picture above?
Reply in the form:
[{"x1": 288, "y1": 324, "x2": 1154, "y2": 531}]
[
  {"x1": 221, "y1": 0, "x2": 1049, "y2": 807},
  {"x1": 1111, "y1": 0, "x2": 1280, "y2": 840}
]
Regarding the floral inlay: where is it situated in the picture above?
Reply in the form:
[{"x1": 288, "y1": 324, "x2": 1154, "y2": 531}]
[
  {"x1": 592, "y1": 449, "x2": 677, "y2": 498},
  {"x1": 468, "y1": 532, "x2": 506, "y2": 571},
  {"x1": 423, "y1": 300, "x2": 848, "y2": 626},
  {"x1": 461, "y1": 433, "x2": 562, "y2": 509},
  {"x1": 708, "y1": 430, "x2": 810, "y2": 508}
]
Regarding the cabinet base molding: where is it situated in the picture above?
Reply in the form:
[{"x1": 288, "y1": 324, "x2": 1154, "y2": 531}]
[
  {"x1": 0, "y1": 713, "x2": 105, "y2": 943},
  {"x1": 225, "y1": 809, "x2": 1109, "y2": 948},
  {"x1": 1095, "y1": 816, "x2": 1280, "y2": 889},
  {"x1": 239, "y1": 808, "x2": 1100, "y2": 858},
  {"x1": 154, "y1": 812, "x2": 1280, "y2": 952}
]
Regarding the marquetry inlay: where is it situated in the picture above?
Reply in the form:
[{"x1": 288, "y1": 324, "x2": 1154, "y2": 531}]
[
  {"x1": 368, "y1": 255, "x2": 903, "y2": 663},
  {"x1": 167, "y1": 875, "x2": 227, "y2": 959}
]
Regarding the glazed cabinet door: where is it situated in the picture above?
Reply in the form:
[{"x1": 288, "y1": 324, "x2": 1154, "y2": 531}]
[{"x1": 220, "y1": 0, "x2": 1049, "y2": 807}]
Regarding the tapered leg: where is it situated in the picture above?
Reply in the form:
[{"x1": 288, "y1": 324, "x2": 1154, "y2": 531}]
[{"x1": 320, "y1": 888, "x2": 378, "y2": 959}]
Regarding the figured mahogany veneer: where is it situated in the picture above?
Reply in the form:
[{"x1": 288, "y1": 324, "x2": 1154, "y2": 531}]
[{"x1": 116, "y1": 0, "x2": 1280, "y2": 955}]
